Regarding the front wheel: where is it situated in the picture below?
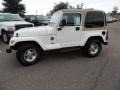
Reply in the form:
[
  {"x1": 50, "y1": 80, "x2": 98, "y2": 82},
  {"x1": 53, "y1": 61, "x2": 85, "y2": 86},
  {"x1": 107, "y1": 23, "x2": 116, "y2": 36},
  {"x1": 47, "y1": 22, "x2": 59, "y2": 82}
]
[
  {"x1": 2, "y1": 31, "x2": 10, "y2": 44},
  {"x1": 83, "y1": 39, "x2": 102, "y2": 57},
  {"x1": 16, "y1": 44, "x2": 41, "y2": 66}
]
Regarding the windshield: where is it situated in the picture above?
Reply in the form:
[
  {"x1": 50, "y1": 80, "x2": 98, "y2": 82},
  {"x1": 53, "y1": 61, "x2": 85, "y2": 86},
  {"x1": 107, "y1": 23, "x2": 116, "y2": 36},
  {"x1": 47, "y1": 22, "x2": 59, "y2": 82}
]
[
  {"x1": 37, "y1": 16, "x2": 49, "y2": 21},
  {"x1": 49, "y1": 11, "x2": 62, "y2": 25},
  {"x1": 0, "y1": 14, "x2": 23, "y2": 22}
]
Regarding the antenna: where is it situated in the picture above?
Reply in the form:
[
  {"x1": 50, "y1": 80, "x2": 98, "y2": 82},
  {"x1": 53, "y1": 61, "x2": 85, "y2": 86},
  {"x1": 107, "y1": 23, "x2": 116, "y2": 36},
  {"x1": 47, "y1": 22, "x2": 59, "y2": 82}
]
[{"x1": 41, "y1": 9, "x2": 43, "y2": 15}]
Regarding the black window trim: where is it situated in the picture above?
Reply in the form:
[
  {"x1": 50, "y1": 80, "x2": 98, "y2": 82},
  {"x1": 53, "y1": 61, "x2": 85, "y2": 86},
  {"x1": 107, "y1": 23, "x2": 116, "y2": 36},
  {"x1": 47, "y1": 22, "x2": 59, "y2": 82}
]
[
  {"x1": 59, "y1": 12, "x2": 82, "y2": 26},
  {"x1": 85, "y1": 11, "x2": 105, "y2": 28}
]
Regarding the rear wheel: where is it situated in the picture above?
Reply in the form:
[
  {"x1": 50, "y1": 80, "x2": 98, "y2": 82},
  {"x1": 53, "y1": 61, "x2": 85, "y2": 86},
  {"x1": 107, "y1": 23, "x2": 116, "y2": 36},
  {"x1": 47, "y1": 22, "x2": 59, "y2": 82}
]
[
  {"x1": 16, "y1": 44, "x2": 41, "y2": 66},
  {"x1": 83, "y1": 39, "x2": 102, "y2": 57}
]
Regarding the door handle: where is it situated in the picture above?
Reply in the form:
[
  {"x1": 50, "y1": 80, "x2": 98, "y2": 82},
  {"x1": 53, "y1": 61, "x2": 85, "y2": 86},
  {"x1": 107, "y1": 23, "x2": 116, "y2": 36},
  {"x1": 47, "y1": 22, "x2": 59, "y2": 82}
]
[{"x1": 76, "y1": 27, "x2": 80, "y2": 31}]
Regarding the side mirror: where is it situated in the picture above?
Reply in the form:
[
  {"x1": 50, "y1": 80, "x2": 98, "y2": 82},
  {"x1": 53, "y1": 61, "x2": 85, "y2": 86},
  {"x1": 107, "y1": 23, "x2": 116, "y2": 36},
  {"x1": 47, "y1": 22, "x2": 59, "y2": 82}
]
[
  {"x1": 61, "y1": 19, "x2": 66, "y2": 26},
  {"x1": 25, "y1": 18, "x2": 30, "y2": 22}
]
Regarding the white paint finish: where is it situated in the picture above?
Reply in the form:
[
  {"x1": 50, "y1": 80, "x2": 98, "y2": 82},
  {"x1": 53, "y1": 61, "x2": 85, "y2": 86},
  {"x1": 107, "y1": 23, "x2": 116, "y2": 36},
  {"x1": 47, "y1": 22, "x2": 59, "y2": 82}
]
[
  {"x1": 9, "y1": 10, "x2": 108, "y2": 51},
  {"x1": 56, "y1": 26, "x2": 82, "y2": 48},
  {"x1": 79, "y1": 30, "x2": 108, "y2": 46},
  {"x1": 10, "y1": 36, "x2": 47, "y2": 50}
]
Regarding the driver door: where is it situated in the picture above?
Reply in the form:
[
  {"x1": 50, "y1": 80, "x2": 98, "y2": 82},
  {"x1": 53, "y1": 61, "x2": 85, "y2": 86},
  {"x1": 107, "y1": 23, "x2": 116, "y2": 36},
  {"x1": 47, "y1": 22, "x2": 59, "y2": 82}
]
[{"x1": 57, "y1": 13, "x2": 82, "y2": 48}]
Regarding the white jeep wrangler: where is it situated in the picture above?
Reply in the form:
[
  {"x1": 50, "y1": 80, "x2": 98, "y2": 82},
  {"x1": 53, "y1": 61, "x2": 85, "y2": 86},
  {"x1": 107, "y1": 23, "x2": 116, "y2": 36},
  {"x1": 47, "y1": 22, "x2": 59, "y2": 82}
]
[
  {"x1": 7, "y1": 9, "x2": 108, "y2": 66},
  {"x1": 0, "y1": 13, "x2": 33, "y2": 43}
]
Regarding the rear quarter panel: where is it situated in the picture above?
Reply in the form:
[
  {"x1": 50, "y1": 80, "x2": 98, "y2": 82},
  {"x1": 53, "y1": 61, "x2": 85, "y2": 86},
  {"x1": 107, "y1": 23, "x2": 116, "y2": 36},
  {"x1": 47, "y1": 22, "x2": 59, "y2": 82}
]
[{"x1": 80, "y1": 30, "x2": 107, "y2": 46}]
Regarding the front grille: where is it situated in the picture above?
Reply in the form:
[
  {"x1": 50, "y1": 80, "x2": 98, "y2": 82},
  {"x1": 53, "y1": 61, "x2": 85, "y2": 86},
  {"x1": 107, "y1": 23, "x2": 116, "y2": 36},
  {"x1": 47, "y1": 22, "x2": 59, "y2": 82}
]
[{"x1": 15, "y1": 24, "x2": 33, "y2": 30}]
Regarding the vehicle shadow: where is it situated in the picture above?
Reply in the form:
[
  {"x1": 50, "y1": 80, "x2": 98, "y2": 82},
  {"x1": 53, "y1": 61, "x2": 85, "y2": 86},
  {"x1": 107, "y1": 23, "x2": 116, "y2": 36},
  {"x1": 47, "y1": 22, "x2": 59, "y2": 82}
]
[{"x1": 42, "y1": 49, "x2": 92, "y2": 63}]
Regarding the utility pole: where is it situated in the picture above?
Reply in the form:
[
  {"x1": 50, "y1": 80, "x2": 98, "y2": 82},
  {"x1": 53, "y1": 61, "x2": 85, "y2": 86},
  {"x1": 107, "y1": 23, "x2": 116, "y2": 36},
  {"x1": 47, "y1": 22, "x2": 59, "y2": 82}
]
[
  {"x1": 36, "y1": 10, "x2": 38, "y2": 15},
  {"x1": 41, "y1": 9, "x2": 43, "y2": 15}
]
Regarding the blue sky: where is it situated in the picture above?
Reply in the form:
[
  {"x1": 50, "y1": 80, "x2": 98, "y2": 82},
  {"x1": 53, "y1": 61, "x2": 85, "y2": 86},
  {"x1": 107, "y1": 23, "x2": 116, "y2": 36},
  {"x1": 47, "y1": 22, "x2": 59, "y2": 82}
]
[{"x1": 0, "y1": 0, "x2": 119, "y2": 15}]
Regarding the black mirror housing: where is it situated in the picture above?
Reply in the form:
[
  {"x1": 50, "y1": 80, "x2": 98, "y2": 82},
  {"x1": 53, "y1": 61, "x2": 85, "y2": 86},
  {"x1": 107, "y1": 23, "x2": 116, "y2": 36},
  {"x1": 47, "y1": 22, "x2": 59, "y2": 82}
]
[{"x1": 61, "y1": 19, "x2": 66, "y2": 26}]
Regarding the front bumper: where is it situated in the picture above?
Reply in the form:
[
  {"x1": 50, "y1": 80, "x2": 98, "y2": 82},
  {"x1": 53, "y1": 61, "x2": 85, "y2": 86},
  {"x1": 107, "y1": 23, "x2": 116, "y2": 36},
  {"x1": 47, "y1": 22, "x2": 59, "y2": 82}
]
[
  {"x1": 7, "y1": 31, "x2": 14, "y2": 37},
  {"x1": 7, "y1": 31, "x2": 14, "y2": 34}
]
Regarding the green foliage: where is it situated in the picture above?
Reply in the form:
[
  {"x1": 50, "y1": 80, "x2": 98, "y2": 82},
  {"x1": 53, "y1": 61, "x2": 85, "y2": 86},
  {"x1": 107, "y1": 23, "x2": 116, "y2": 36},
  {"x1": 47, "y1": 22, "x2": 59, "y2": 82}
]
[
  {"x1": 2, "y1": 0, "x2": 25, "y2": 17},
  {"x1": 51, "y1": 2, "x2": 69, "y2": 15},
  {"x1": 50, "y1": 2, "x2": 84, "y2": 15},
  {"x1": 111, "y1": 6, "x2": 119, "y2": 15}
]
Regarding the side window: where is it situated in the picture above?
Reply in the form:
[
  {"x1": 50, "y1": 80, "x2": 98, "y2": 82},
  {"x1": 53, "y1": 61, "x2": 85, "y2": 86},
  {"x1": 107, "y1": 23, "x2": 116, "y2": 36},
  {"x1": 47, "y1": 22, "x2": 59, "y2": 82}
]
[
  {"x1": 31, "y1": 16, "x2": 36, "y2": 21},
  {"x1": 61, "y1": 13, "x2": 81, "y2": 26},
  {"x1": 85, "y1": 11, "x2": 105, "y2": 28},
  {"x1": 74, "y1": 15, "x2": 81, "y2": 26}
]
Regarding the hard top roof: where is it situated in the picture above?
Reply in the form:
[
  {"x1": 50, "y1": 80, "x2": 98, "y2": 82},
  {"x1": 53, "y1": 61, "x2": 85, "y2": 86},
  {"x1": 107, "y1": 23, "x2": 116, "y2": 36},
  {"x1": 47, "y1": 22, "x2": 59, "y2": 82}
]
[{"x1": 61, "y1": 9, "x2": 104, "y2": 13}]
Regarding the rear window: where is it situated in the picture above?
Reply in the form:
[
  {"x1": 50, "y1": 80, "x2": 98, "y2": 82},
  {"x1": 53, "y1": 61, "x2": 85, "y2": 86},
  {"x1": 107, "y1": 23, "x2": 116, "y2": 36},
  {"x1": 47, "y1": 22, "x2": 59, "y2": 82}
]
[{"x1": 85, "y1": 11, "x2": 105, "y2": 28}]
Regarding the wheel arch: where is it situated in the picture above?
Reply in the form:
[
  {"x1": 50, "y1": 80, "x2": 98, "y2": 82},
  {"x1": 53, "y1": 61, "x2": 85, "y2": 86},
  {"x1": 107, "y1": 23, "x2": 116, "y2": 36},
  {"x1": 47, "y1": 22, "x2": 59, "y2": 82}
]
[
  {"x1": 12, "y1": 41, "x2": 44, "y2": 51},
  {"x1": 85, "y1": 36, "x2": 105, "y2": 45},
  {"x1": 1, "y1": 28, "x2": 6, "y2": 34}
]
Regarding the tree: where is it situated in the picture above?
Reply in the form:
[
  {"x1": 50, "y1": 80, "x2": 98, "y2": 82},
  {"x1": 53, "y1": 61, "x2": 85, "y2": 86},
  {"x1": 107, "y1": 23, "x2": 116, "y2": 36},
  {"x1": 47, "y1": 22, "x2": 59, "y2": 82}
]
[
  {"x1": 76, "y1": 3, "x2": 84, "y2": 9},
  {"x1": 77, "y1": 4, "x2": 80, "y2": 9},
  {"x1": 51, "y1": 2, "x2": 69, "y2": 15},
  {"x1": 2, "y1": 0, "x2": 25, "y2": 17},
  {"x1": 69, "y1": 5, "x2": 75, "y2": 9},
  {"x1": 112, "y1": 6, "x2": 119, "y2": 15}
]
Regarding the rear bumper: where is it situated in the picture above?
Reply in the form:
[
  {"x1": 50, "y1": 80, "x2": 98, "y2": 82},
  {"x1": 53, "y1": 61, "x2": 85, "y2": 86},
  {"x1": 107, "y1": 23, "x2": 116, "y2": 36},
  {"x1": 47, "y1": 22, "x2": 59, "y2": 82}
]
[{"x1": 104, "y1": 42, "x2": 108, "y2": 45}]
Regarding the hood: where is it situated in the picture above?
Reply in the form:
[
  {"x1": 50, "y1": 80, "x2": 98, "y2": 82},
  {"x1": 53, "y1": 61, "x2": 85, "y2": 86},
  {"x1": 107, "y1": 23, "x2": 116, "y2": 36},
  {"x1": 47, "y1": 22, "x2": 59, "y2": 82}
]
[
  {"x1": 2, "y1": 21, "x2": 32, "y2": 26},
  {"x1": 14, "y1": 26, "x2": 53, "y2": 37}
]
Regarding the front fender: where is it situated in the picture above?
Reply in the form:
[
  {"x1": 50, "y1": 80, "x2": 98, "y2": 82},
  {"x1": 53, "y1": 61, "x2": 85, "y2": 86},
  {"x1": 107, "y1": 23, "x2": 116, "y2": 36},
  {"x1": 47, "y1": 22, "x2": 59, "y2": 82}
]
[{"x1": 9, "y1": 37, "x2": 47, "y2": 50}]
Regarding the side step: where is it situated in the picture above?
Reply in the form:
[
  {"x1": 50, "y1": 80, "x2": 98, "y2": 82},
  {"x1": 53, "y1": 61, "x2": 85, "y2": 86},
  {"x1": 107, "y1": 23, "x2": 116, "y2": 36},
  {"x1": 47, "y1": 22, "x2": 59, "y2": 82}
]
[{"x1": 60, "y1": 46, "x2": 82, "y2": 52}]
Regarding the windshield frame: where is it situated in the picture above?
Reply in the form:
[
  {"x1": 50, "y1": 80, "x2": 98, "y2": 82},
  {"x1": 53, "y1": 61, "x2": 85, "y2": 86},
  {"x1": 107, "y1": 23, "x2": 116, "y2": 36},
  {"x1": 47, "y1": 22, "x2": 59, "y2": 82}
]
[{"x1": 49, "y1": 11, "x2": 62, "y2": 26}]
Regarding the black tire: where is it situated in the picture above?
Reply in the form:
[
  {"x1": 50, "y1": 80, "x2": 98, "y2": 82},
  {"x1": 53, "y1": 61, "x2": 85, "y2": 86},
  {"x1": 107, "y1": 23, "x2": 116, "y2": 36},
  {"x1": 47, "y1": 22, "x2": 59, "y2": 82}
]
[
  {"x1": 16, "y1": 44, "x2": 41, "y2": 66},
  {"x1": 83, "y1": 39, "x2": 102, "y2": 57},
  {"x1": 2, "y1": 31, "x2": 10, "y2": 44}
]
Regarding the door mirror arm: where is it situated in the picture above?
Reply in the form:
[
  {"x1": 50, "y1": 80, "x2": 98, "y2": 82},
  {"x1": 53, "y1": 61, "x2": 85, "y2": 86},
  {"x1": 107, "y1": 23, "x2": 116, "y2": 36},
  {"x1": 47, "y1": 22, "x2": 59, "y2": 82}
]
[
  {"x1": 58, "y1": 19, "x2": 66, "y2": 31},
  {"x1": 61, "y1": 19, "x2": 66, "y2": 27}
]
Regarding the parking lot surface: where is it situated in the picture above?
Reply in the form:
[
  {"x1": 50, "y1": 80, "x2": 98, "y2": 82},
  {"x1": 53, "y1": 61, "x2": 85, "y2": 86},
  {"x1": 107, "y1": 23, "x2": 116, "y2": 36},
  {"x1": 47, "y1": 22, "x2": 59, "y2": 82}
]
[{"x1": 0, "y1": 21, "x2": 120, "y2": 90}]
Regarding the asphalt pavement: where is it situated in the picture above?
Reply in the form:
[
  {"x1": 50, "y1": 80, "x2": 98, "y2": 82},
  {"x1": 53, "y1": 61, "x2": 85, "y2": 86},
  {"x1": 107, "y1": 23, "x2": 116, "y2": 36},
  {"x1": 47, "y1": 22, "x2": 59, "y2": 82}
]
[{"x1": 0, "y1": 21, "x2": 120, "y2": 90}]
